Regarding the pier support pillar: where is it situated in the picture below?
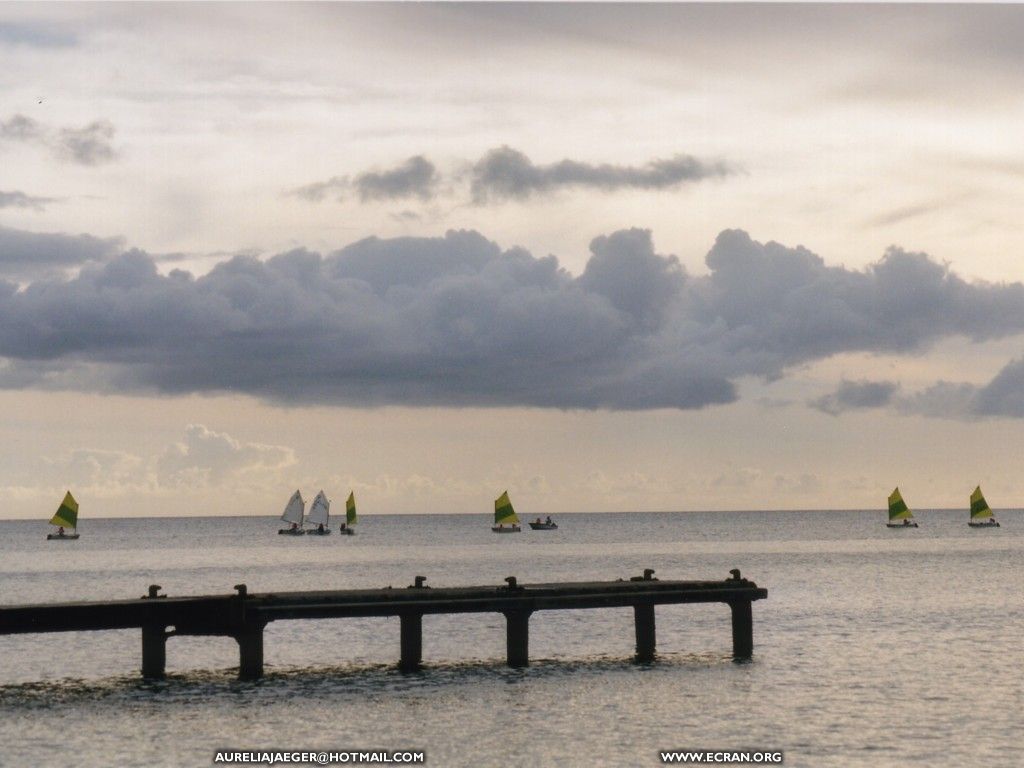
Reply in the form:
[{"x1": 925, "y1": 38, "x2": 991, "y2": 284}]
[
  {"x1": 235, "y1": 624, "x2": 265, "y2": 681},
  {"x1": 141, "y1": 624, "x2": 167, "y2": 679},
  {"x1": 634, "y1": 603, "x2": 656, "y2": 662},
  {"x1": 505, "y1": 610, "x2": 531, "y2": 668},
  {"x1": 730, "y1": 600, "x2": 753, "y2": 660},
  {"x1": 399, "y1": 612, "x2": 423, "y2": 672}
]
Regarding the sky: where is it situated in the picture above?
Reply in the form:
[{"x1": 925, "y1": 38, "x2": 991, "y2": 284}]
[{"x1": 3, "y1": 2, "x2": 1024, "y2": 519}]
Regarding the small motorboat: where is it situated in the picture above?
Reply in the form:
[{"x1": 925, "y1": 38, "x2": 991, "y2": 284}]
[{"x1": 528, "y1": 518, "x2": 558, "y2": 530}]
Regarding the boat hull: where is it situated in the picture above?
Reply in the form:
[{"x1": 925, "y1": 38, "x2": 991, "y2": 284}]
[
  {"x1": 491, "y1": 525, "x2": 521, "y2": 533},
  {"x1": 46, "y1": 533, "x2": 80, "y2": 540},
  {"x1": 968, "y1": 520, "x2": 1000, "y2": 527},
  {"x1": 307, "y1": 529, "x2": 332, "y2": 536},
  {"x1": 278, "y1": 529, "x2": 306, "y2": 535},
  {"x1": 528, "y1": 522, "x2": 558, "y2": 530},
  {"x1": 886, "y1": 521, "x2": 918, "y2": 528},
  {"x1": 338, "y1": 528, "x2": 355, "y2": 535}
]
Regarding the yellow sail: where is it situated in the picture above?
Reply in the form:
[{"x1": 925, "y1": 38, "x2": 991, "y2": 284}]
[
  {"x1": 494, "y1": 491, "x2": 519, "y2": 525},
  {"x1": 887, "y1": 487, "x2": 912, "y2": 520},
  {"x1": 970, "y1": 486, "x2": 993, "y2": 519},
  {"x1": 49, "y1": 491, "x2": 79, "y2": 529},
  {"x1": 346, "y1": 492, "x2": 357, "y2": 526}
]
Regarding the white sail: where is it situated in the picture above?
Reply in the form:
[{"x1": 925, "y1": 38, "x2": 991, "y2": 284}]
[
  {"x1": 281, "y1": 490, "x2": 305, "y2": 525},
  {"x1": 307, "y1": 490, "x2": 330, "y2": 526}
]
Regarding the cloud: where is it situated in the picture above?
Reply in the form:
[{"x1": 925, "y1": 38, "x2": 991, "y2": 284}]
[
  {"x1": 0, "y1": 114, "x2": 118, "y2": 166},
  {"x1": 0, "y1": 22, "x2": 77, "y2": 48},
  {"x1": 354, "y1": 155, "x2": 439, "y2": 201},
  {"x1": 810, "y1": 379, "x2": 900, "y2": 416},
  {"x1": 56, "y1": 120, "x2": 117, "y2": 165},
  {"x1": 0, "y1": 190, "x2": 57, "y2": 212},
  {"x1": 0, "y1": 226, "x2": 123, "y2": 280},
  {"x1": 1, "y1": 227, "x2": 1024, "y2": 412},
  {"x1": 291, "y1": 176, "x2": 347, "y2": 203},
  {"x1": 0, "y1": 114, "x2": 44, "y2": 142},
  {"x1": 897, "y1": 357, "x2": 1024, "y2": 420},
  {"x1": 157, "y1": 424, "x2": 296, "y2": 487},
  {"x1": 468, "y1": 146, "x2": 732, "y2": 203}
]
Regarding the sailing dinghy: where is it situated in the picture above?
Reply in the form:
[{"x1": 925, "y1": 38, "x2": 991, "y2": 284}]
[
  {"x1": 492, "y1": 491, "x2": 522, "y2": 533},
  {"x1": 886, "y1": 487, "x2": 918, "y2": 528},
  {"x1": 46, "y1": 491, "x2": 80, "y2": 540},
  {"x1": 339, "y1": 491, "x2": 356, "y2": 535},
  {"x1": 968, "y1": 486, "x2": 1000, "y2": 528},
  {"x1": 306, "y1": 490, "x2": 331, "y2": 535},
  {"x1": 278, "y1": 490, "x2": 306, "y2": 535}
]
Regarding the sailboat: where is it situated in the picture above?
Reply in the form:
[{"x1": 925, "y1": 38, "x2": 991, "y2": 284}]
[
  {"x1": 968, "y1": 486, "x2": 1000, "y2": 528},
  {"x1": 492, "y1": 490, "x2": 521, "y2": 533},
  {"x1": 278, "y1": 490, "x2": 306, "y2": 535},
  {"x1": 46, "y1": 491, "x2": 80, "y2": 540},
  {"x1": 886, "y1": 487, "x2": 918, "y2": 528},
  {"x1": 306, "y1": 490, "x2": 331, "y2": 535},
  {"x1": 339, "y1": 491, "x2": 356, "y2": 535}
]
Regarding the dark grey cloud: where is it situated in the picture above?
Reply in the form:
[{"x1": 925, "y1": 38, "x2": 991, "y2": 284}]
[
  {"x1": 0, "y1": 114, "x2": 118, "y2": 165},
  {"x1": 810, "y1": 379, "x2": 899, "y2": 416},
  {"x1": 1, "y1": 227, "x2": 1024, "y2": 411},
  {"x1": 0, "y1": 226, "x2": 123, "y2": 280},
  {"x1": 354, "y1": 155, "x2": 438, "y2": 202},
  {"x1": 0, "y1": 23, "x2": 77, "y2": 48},
  {"x1": 469, "y1": 146, "x2": 732, "y2": 203},
  {"x1": 0, "y1": 190, "x2": 57, "y2": 211}
]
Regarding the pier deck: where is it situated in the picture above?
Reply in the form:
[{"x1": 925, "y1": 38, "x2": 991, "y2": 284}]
[{"x1": 0, "y1": 570, "x2": 767, "y2": 680}]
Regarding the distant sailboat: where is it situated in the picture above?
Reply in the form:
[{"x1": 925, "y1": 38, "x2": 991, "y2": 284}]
[
  {"x1": 492, "y1": 491, "x2": 521, "y2": 533},
  {"x1": 886, "y1": 487, "x2": 918, "y2": 528},
  {"x1": 339, "y1": 491, "x2": 356, "y2": 535},
  {"x1": 968, "y1": 486, "x2": 1000, "y2": 528},
  {"x1": 278, "y1": 490, "x2": 306, "y2": 535},
  {"x1": 306, "y1": 490, "x2": 331, "y2": 535},
  {"x1": 46, "y1": 491, "x2": 80, "y2": 540}
]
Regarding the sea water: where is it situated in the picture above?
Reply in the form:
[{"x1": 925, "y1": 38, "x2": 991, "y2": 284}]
[{"x1": 1, "y1": 510, "x2": 1021, "y2": 767}]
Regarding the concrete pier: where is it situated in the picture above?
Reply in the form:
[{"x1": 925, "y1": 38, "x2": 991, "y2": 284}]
[
  {"x1": 0, "y1": 570, "x2": 767, "y2": 680},
  {"x1": 633, "y1": 603, "x2": 656, "y2": 662},
  {"x1": 504, "y1": 610, "x2": 531, "y2": 668},
  {"x1": 399, "y1": 612, "x2": 423, "y2": 672}
]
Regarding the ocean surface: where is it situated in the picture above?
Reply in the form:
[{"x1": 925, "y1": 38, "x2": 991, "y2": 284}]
[{"x1": 1, "y1": 510, "x2": 1021, "y2": 767}]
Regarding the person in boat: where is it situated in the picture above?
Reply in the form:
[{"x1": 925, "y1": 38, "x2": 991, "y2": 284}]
[
  {"x1": 57, "y1": 526, "x2": 64, "y2": 536},
  {"x1": 902, "y1": 519, "x2": 911, "y2": 526},
  {"x1": 535, "y1": 517, "x2": 542, "y2": 525},
  {"x1": 339, "y1": 522, "x2": 346, "y2": 531},
  {"x1": 545, "y1": 516, "x2": 552, "y2": 525},
  {"x1": 290, "y1": 522, "x2": 298, "y2": 531},
  {"x1": 317, "y1": 523, "x2": 325, "y2": 533}
]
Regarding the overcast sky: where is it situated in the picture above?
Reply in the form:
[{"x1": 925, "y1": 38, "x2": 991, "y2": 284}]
[{"x1": 3, "y1": 3, "x2": 1024, "y2": 519}]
